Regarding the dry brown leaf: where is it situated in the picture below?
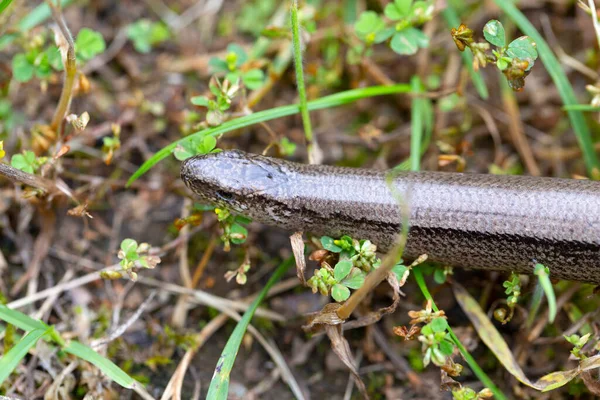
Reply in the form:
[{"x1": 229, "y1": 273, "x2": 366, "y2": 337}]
[
  {"x1": 326, "y1": 324, "x2": 369, "y2": 400},
  {"x1": 290, "y1": 231, "x2": 306, "y2": 286},
  {"x1": 453, "y1": 282, "x2": 600, "y2": 392}
]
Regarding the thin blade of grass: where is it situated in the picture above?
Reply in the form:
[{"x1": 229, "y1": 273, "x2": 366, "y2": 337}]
[
  {"x1": 441, "y1": 6, "x2": 489, "y2": 99},
  {"x1": 563, "y1": 104, "x2": 600, "y2": 112},
  {"x1": 410, "y1": 76, "x2": 426, "y2": 171},
  {"x1": 64, "y1": 340, "x2": 137, "y2": 389},
  {"x1": 127, "y1": 84, "x2": 411, "y2": 186},
  {"x1": 534, "y1": 263, "x2": 557, "y2": 323},
  {"x1": 494, "y1": 0, "x2": 600, "y2": 175},
  {"x1": 0, "y1": 0, "x2": 14, "y2": 15},
  {"x1": 412, "y1": 268, "x2": 508, "y2": 400},
  {"x1": 0, "y1": 328, "x2": 49, "y2": 386},
  {"x1": 207, "y1": 257, "x2": 294, "y2": 399},
  {"x1": 290, "y1": 0, "x2": 317, "y2": 163},
  {"x1": 0, "y1": 305, "x2": 48, "y2": 332}
]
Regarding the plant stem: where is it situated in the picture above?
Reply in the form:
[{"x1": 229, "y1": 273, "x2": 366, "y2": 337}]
[
  {"x1": 290, "y1": 0, "x2": 320, "y2": 164},
  {"x1": 45, "y1": 0, "x2": 77, "y2": 134}
]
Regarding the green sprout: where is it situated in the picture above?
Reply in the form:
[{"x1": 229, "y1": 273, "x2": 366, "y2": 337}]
[
  {"x1": 564, "y1": 333, "x2": 591, "y2": 360},
  {"x1": 354, "y1": 0, "x2": 434, "y2": 55},
  {"x1": 494, "y1": 272, "x2": 521, "y2": 324},
  {"x1": 451, "y1": 20, "x2": 538, "y2": 91},
  {"x1": 214, "y1": 208, "x2": 249, "y2": 252},
  {"x1": 190, "y1": 77, "x2": 242, "y2": 126},
  {"x1": 126, "y1": 19, "x2": 170, "y2": 53},
  {"x1": 418, "y1": 317, "x2": 455, "y2": 367},
  {"x1": 208, "y1": 43, "x2": 265, "y2": 90},
  {"x1": 11, "y1": 28, "x2": 105, "y2": 83},
  {"x1": 102, "y1": 239, "x2": 161, "y2": 281},
  {"x1": 10, "y1": 150, "x2": 46, "y2": 174}
]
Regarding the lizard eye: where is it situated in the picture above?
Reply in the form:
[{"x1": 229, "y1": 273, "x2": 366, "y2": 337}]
[{"x1": 215, "y1": 190, "x2": 234, "y2": 202}]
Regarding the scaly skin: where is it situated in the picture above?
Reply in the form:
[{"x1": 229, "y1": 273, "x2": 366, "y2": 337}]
[{"x1": 181, "y1": 150, "x2": 600, "y2": 283}]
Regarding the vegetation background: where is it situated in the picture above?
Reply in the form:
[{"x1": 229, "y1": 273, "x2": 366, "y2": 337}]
[{"x1": 0, "y1": 0, "x2": 599, "y2": 399}]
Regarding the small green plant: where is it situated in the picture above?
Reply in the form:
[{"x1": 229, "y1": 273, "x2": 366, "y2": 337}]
[
  {"x1": 10, "y1": 150, "x2": 46, "y2": 174},
  {"x1": 354, "y1": 0, "x2": 434, "y2": 56},
  {"x1": 307, "y1": 259, "x2": 366, "y2": 302},
  {"x1": 236, "y1": 0, "x2": 277, "y2": 36},
  {"x1": 173, "y1": 134, "x2": 220, "y2": 161},
  {"x1": 495, "y1": 272, "x2": 521, "y2": 324},
  {"x1": 208, "y1": 43, "x2": 265, "y2": 90},
  {"x1": 101, "y1": 124, "x2": 121, "y2": 165},
  {"x1": 101, "y1": 239, "x2": 161, "y2": 281},
  {"x1": 214, "y1": 208, "x2": 249, "y2": 251},
  {"x1": 451, "y1": 20, "x2": 538, "y2": 91},
  {"x1": 0, "y1": 305, "x2": 137, "y2": 390},
  {"x1": 190, "y1": 77, "x2": 242, "y2": 127},
  {"x1": 11, "y1": 27, "x2": 105, "y2": 83},
  {"x1": 126, "y1": 19, "x2": 170, "y2": 53},
  {"x1": 417, "y1": 317, "x2": 456, "y2": 368},
  {"x1": 308, "y1": 235, "x2": 409, "y2": 302},
  {"x1": 564, "y1": 333, "x2": 591, "y2": 360}
]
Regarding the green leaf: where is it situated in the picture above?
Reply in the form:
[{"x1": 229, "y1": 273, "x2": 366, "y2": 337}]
[
  {"x1": 430, "y1": 317, "x2": 448, "y2": 333},
  {"x1": 191, "y1": 96, "x2": 210, "y2": 107},
  {"x1": 45, "y1": 45, "x2": 63, "y2": 70},
  {"x1": 439, "y1": 339, "x2": 454, "y2": 356},
  {"x1": 483, "y1": 20, "x2": 505, "y2": 48},
  {"x1": 534, "y1": 263, "x2": 557, "y2": 323},
  {"x1": 331, "y1": 284, "x2": 351, "y2": 302},
  {"x1": 198, "y1": 136, "x2": 217, "y2": 154},
  {"x1": 279, "y1": 137, "x2": 296, "y2": 156},
  {"x1": 242, "y1": 69, "x2": 265, "y2": 90},
  {"x1": 333, "y1": 260, "x2": 353, "y2": 282},
  {"x1": 230, "y1": 223, "x2": 247, "y2": 244},
  {"x1": 341, "y1": 268, "x2": 365, "y2": 289},
  {"x1": 0, "y1": 328, "x2": 49, "y2": 386},
  {"x1": 11, "y1": 151, "x2": 37, "y2": 174},
  {"x1": 64, "y1": 340, "x2": 136, "y2": 388},
  {"x1": 208, "y1": 57, "x2": 229, "y2": 73},
  {"x1": 75, "y1": 28, "x2": 106, "y2": 61},
  {"x1": 390, "y1": 28, "x2": 429, "y2": 55},
  {"x1": 207, "y1": 258, "x2": 294, "y2": 399},
  {"x1": 226, "y1": 43, "x2": 248, "y2": 67},
  {"x1": 173, "y1": 141, "x2": 197, "y2": 161},
  {"x1": 507, "y1": 36, "x2": 537, "y2": 70},
  {"x1": 127, "y1": 20, "x2": 170, "y2": 54},
  {"x1": 391, "y1": 263, "x2": 408, "y2": 282},
  {"x1": 12, "y1": 53, "x2": 34, "y2": 82},
  {"x1": 433, "y1": 268, "x2": 446, "y2": 284},
  {"x1": 321, "y1": 236, "x2": 342, "y2": 253},
  {"x1": 384, "y1": 0, "x2": 412, "y2": 20},
  {"x1": 0, "y1": 0, "x2": 14, "y2": 15},
  {"x1": 374, "y1": 27, "x2": 395, "y2": 43},
  {"x1": 0, "y1": 305, "x2": 47, "y2": 331},
  {"x1": 354, "y1": 11, "x2": 385, "y2": 41}
]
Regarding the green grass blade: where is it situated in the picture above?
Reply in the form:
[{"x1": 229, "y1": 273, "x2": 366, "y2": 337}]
[
  {"x1": 64, "y1": 340, "x2": 137, "y2": 389},
  {"x1": 493, "y1": 0, "x2": 600, "y2": 175},
  {"x1": 0, "y1": 0, "x2": 14, "y2": 15},
  {"x1": 563, "y1": 104, "x2": 600, "y2": 112},
  {"x1": 18, "y1": 0, "x2": 74, "y2": 31},
  {"x1": 127, "y1": 84, "x2": 411, "y2": 186},
  {"x1": 207, "y1": 257, "x2": 294, "y2": 399},
  {"x1": 290, "y1": 0, "x2": 315, "y2": 159},
  {"x1": 410, "y1": 76, "x2": 424, "y2": 172},
  {"x1": 534, "y1": 263, "x2": 557, "y2": 323},
  {"x1": 413, "y1": 268, "x2": 508, "y2": 400},
  {"x1": 0, "y1": 305, "x2": 48, "y2": 331},
  {"x1": 0, "y1": 328, "x2": 49, "y2": 386},
  {"x1": 441, "y1": 6, "x2": 489, "y2": 99}
]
